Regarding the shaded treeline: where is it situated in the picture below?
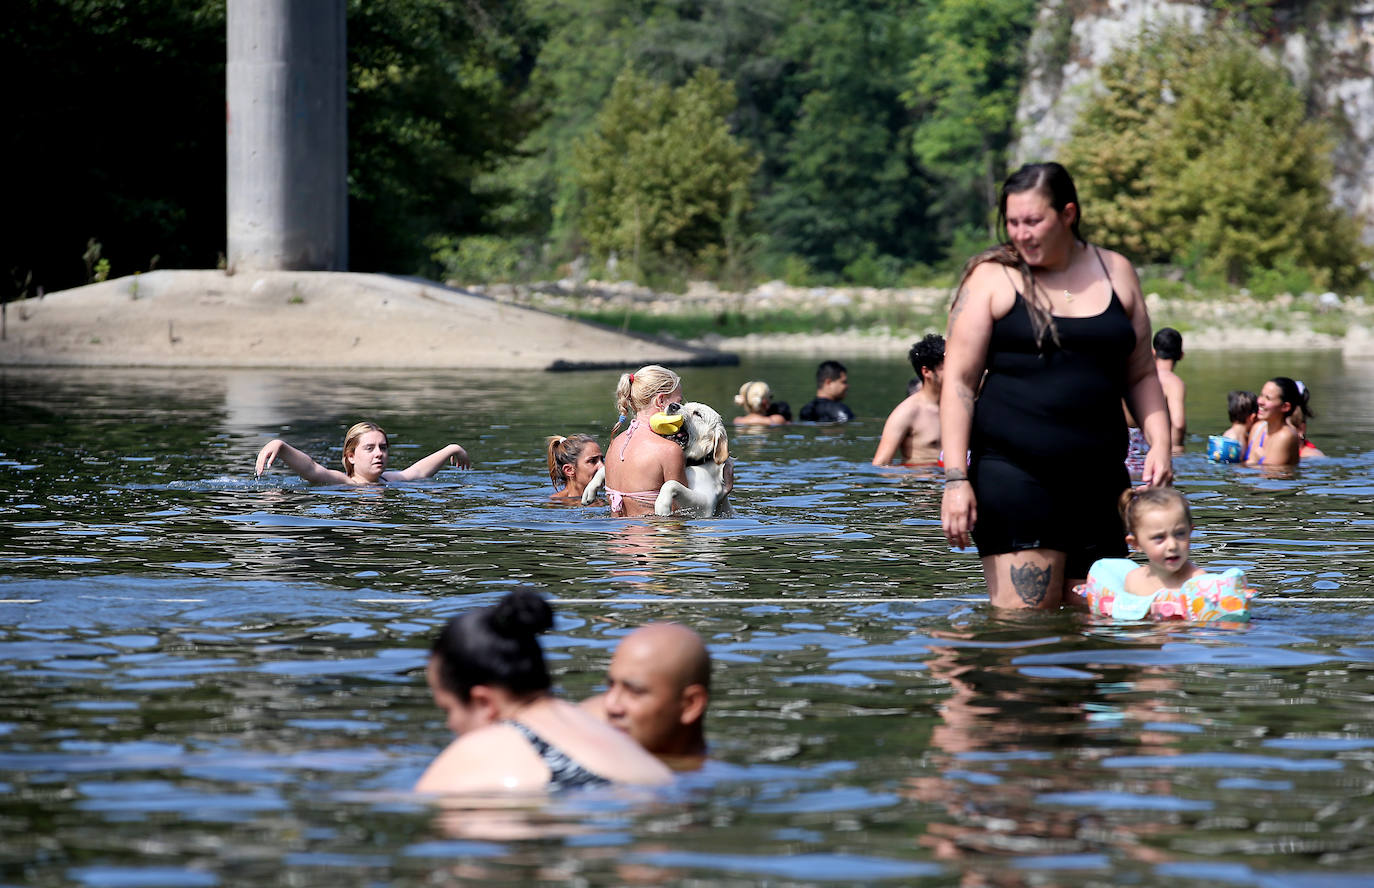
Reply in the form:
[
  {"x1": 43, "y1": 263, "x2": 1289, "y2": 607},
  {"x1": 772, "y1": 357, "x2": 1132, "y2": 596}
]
[{"x1": 4, "y1": 0, "x2": 1366, "y2": 299}]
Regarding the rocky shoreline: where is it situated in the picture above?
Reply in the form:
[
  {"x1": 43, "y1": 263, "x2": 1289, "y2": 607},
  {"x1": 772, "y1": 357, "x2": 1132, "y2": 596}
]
[{"x1": 474, "y1": 279, "x2": 1374, "y2": 357}]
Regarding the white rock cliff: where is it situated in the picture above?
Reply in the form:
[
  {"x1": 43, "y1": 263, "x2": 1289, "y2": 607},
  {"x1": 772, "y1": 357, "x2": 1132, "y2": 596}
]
[{"x1": 1014, "y1": 0, "x2": 1374, "y2": 240}]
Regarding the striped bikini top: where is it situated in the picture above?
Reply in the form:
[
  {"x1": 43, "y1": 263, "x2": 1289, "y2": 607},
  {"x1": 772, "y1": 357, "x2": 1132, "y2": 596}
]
[{"x1": 505, "y1": 721, "x2": 611, "y2": 790}]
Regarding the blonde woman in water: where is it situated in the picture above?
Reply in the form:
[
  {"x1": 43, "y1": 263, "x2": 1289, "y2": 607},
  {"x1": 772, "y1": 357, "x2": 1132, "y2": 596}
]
[
  {"x1": 255, "y1": 421, "x2": 469, "y2": 484},
  {"x1": 733, "y1": 380, "x2": 787, "y2": 426},
  {"x1": 602, "y1": 365, "x2": 688, "y2": 516}
]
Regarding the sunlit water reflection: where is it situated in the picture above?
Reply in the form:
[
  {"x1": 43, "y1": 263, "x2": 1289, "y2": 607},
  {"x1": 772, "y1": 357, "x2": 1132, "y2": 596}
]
[{"x1": 2, "y1": 352, "x2": 1373, "y2": 886}]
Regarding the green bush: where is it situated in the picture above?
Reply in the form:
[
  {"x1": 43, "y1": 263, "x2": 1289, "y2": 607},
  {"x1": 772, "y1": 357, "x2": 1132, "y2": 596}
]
[
  {"x1": 1246, "y1": 256, "x2": 1317, "y2": 301},
  {"x1": 429, "y1": 235, "x2": 531, "y2": 284},
  {"x1": 1064, "y1": 25, "x2": 1369, "y2": 291},
  {"x1": 572, "y1": 67, "x2": 759, "y2": 272},
  {"x1": 841, "y1": 245, "x2": 905, "y2": 288}
]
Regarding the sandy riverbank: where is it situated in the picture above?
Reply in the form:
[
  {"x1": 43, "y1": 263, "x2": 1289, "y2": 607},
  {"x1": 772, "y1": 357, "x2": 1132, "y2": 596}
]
[
  {"x1": 0, "y1": 271, "x2": 734, "y2": 371},
  {"x1": 3, "y1": 271, "x2": 1370, "y2": 369}
]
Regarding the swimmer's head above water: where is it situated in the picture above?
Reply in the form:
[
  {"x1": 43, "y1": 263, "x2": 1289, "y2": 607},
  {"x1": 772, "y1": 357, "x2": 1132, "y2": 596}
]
[
  {"x1": 546, "y1": 434, "x2": 602, "y2": 492},
  {"x1": 614, "y1": 365, "x2": 683, "y2": 434},
  {"x1": 427, "y1": 590, "x2": 554, "y2": 734},
  {"x1": 734, "y1": 380, "x2": 772, "y2": 415},
  {"x1": 341, "y1": 421, "x2": 389, "y2": 482}
]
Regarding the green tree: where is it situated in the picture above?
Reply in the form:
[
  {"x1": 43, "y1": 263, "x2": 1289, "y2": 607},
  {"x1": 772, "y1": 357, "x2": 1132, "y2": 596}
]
[
  {"x1": 1064, "y1": 27, "x2": 1367, "y2": 289},
  {"x1": 904, "y1": 0, "x2": 1039, "y2": 239},
  {"x1": 572, "y1": 67, "x2": 759, "y2": 272},
  {"x1": 347, "y1": 0, "x2": 540, "y2": 274},
  {"x1": 757, "y1": 0, "x2": 929, "y2": 278}
]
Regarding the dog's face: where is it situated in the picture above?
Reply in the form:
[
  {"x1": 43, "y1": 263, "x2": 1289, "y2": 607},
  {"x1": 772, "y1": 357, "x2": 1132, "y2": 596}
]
[{"x1": 665, "y1": 401, "x2": 729, "y2": 465}]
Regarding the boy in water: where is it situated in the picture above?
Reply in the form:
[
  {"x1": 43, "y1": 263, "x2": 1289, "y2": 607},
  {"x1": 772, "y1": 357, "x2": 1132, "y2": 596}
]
[
  {"x1": 872, "y1": 334, "x2": 944, "y2": 466},
  {"x1": 1153, "y1": 328, "x2": 1187, "y2": 453},
  {"x1": 1221, "y1": 390, "x2": 1257, "y2": 444},
  {"x1": 799, "y1": 360, "x2": 855, "y2": 423}
]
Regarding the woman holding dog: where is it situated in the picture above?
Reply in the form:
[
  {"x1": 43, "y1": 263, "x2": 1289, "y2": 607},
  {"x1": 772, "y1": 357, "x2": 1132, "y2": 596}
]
[
  {"x1": 605, "y1": 365, "x2": 689, "y2": 517},
  {"x1": 940, "y1": 162, "x2": 1172, "y2": 610}
]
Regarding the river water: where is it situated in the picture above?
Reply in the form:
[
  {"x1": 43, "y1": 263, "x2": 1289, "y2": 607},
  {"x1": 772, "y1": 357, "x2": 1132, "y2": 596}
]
[{"x1": 2, "y1": 350, "x2": 1372, "y2": 887}]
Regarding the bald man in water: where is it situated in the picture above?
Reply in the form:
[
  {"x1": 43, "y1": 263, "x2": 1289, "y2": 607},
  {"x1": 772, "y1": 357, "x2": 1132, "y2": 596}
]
[{"x1": 582, "y1": 622, "x2": 709, "y2": 762}]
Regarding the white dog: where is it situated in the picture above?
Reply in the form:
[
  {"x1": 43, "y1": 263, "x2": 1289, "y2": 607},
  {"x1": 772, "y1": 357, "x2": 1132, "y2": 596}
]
[{"x1": 581, "y1": 401, "x2": 732, "y2": 517}]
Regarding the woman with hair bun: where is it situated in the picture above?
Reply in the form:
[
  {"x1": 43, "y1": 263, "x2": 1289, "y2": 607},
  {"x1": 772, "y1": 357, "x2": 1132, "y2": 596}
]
[
  {"x1": 733, "y1": 380, "x2": 787, "y2": 426},
  {"x1": 546, "y1": 434, "x2": 604, "y2": 501},
  {"x1": 602, "y1": 364, "x2": 688, "y2": 516},
  {"x1": 416, "y1": 590, "x2": 671, "y2": 793}
]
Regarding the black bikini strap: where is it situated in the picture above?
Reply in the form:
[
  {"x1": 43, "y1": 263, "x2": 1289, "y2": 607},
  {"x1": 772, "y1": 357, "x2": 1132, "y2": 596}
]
[{"x1": 1093, "y1": 245, "x2": 1114, "y2": 292}]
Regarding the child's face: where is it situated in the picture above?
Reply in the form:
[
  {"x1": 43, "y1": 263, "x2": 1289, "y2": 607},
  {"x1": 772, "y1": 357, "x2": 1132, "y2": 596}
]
[{"x1": 1128, "y1": 503, "x2": 1192, "y2": 576}]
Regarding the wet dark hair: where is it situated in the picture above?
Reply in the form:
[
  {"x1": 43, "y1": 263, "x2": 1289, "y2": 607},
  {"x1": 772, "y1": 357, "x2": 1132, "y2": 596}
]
[
  {"x1": 954, "y1": 162, "x2": 1083, "y2": 350},
  {"x1": 1226, "y1": 390, "x2": 1257, "y2": 424},
  {"x1": 908, "y1": 333, "x2": 945, "y2": 375},
  {"x1": 1268, "y1": 377, "x2": 1310, "y2": 419},
  {"x1": 430, "y1": 590, "x2": 554, "y2": 703},
  {"x1": 1118, "y1": 487, "x2": 1192, "y2": 536},
  {"x1": 816, "y1": 360, "x2": 847, "y2": 387},
  {"x1": 1153, "y1": 327, "x2": 1183, "y2": 361}
]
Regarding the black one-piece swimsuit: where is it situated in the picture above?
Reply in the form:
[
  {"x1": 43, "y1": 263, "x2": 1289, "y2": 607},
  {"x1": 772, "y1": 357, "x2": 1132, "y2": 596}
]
[{"x1": 969, "y1": 265, "x2": 1136, "y2": 579}]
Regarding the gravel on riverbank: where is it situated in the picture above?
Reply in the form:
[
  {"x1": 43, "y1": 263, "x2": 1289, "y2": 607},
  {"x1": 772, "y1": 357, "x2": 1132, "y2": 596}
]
[{"x1": 474, "y1": 278, "x2": 1374, "y2": 357}]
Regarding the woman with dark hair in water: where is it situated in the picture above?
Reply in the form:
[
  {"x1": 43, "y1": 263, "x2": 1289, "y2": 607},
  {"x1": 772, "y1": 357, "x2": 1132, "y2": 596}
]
[
  {"x1": 1245, "y1": 376, "x2": 1305, "y2": 468},
  {"x1": 416, "y1": 590, "x2": 671, "y2": 793},
  {"x1": 940, "y1": 162, "x2": 1172, "y2": 610}
]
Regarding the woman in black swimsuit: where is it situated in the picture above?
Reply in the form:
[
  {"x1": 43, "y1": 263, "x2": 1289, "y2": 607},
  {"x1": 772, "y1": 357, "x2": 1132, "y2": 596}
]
[
  {"x1": 416, "y1": 590, "x2": 671, "y2": 793},
  {"x1": 940, "y1": 163, "x2": 1173, "y2": 609}
]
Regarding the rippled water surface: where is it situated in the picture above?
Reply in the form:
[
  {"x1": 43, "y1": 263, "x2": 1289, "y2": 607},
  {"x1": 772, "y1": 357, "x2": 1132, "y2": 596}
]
[{"x1": 3, "y1": 351, "x2": 1373, "y2": 887}]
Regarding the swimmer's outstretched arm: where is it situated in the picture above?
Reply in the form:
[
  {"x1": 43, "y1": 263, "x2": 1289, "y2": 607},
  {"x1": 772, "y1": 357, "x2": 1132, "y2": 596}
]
[
  {"x1": 254, "y1": 439, "x2": 350, "y2": 484},
  {"x1": 384, "y1": 443, "x2": 470, "y2": 481}
]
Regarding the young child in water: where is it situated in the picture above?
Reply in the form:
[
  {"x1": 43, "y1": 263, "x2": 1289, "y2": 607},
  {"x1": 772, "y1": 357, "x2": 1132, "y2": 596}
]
[
  {"x1": 1207, "y1": 390, "x2": 1256, "y2": 463},
  {"x1": 1073, "y1": 487, "x2": 1254, "y2": 621},
  {"x1": 254, "y1": 421, "x2": 469, "y2": 485}
]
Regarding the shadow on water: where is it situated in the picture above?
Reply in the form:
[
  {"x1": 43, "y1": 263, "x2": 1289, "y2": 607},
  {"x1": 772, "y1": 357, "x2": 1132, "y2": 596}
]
[{"x1": 1, "y1": 354, "x2": 1373, "y2": 886}]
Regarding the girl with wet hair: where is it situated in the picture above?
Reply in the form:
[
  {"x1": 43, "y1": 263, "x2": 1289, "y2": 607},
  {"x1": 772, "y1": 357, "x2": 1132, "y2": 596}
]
[
  {"x1": 602, "y1": 365, "x2": 689, "y2": 516},
  {"x1": 940, "y1": 161, "x2": 1173, "y2": 610},
  {"x1": 545, "y1": 434, "x2": 604, "y2": 501},
  {"x1": 415, "y1": 590, "x2": 671, "y2": 793},
  {"x1": 733, "y1": 380, "x2": 787, "y2": 426},
  {"x1": 1245, "y1": 376, "x2": 1304, "y2": 467},
  {"x1": 1070, "y1": 486, "x2": 1254, "y2": 621},
  {"x1": 254, "y1": 420, "x2": 470, "y2": 484}
]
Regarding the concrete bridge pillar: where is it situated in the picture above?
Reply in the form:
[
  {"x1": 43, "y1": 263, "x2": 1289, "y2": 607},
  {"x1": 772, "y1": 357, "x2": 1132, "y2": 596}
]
[{"x1": 226, "y1": 0, "x2": 347, "y2": 272}]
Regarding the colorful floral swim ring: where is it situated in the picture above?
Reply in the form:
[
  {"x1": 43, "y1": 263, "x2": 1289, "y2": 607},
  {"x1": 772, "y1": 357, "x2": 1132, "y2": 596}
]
[{"x1": 1073, "y1": 558, "x2": 1255, "y2": 622}]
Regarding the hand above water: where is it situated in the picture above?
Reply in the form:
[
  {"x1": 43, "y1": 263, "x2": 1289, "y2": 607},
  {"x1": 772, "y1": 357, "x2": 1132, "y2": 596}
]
[
  {"x1": 941, "y1": 479, "x2": 976, "y2": 549},
  {"x1": 1139, "y1": 445, "x2": 1173, "y2": 489}
]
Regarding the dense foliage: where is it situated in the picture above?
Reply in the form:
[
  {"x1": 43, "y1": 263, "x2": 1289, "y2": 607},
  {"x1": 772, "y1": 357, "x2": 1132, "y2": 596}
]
[
  {"x1": 573, "y1": 68, "x2": 757, "y2": 272},
  {"x1": 1063, "y1": 27, "x2": 1368, "y2": 292},
  {"x1": 4, "y1": 0, "x2": 1368, "y2": 299}
]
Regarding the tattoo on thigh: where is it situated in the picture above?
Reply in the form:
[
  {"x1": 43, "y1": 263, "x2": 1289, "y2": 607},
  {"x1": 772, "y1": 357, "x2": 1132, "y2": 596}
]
[{"x1": 1009, "y1": 561, "x2": 1052, "y2": 606}]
